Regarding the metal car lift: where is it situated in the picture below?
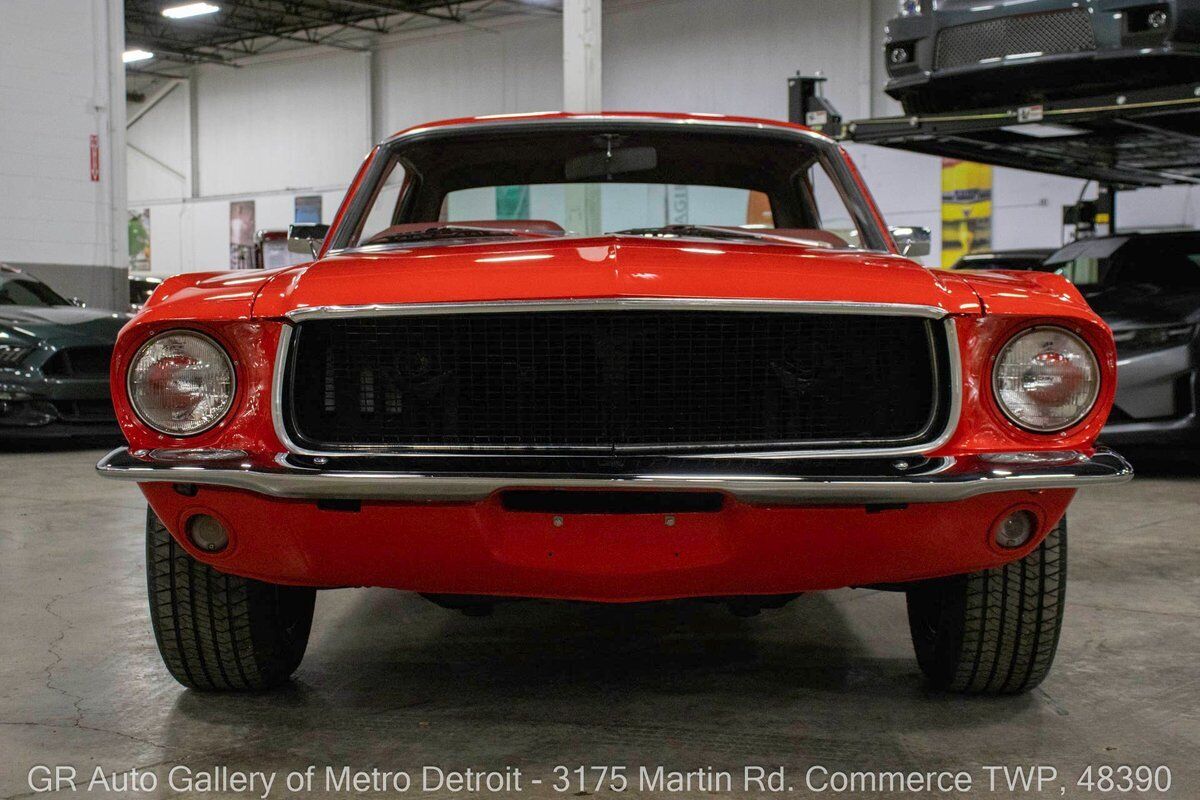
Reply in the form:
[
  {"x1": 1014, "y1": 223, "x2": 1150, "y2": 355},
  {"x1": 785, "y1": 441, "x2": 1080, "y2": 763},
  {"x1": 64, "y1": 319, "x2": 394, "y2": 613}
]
[{"x1": 788, "y1": 75, "x2": 1200, "y2": 237}]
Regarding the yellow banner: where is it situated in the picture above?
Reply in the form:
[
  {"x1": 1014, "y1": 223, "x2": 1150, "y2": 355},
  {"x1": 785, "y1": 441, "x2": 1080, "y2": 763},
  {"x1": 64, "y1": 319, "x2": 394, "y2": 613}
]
[{"x1": 940, "y1": 159, "x2": 992, "y2": 268}]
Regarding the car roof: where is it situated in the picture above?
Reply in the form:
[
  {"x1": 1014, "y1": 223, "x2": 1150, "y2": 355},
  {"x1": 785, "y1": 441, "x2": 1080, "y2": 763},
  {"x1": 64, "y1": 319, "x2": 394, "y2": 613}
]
[
  {"x1": 1046, "y1": 230, "x2": 1200, "y2": 264},
  {"x1": 384, "y1": 111, "x2": 824, "y2": 145}
]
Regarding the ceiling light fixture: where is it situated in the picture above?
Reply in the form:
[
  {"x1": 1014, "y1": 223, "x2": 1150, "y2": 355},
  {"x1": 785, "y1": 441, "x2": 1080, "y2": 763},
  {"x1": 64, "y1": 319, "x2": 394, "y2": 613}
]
[
  {"x1": 122, "y1": 49, "x2": 155, "y2": 63},
  {"x1": 161, "y1": 2, "x2": 220, "y2": 19}
]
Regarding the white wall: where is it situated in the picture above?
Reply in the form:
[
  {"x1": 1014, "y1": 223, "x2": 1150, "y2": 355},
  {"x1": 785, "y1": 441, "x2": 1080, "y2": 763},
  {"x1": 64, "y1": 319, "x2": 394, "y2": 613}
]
[
  {"x1": 127, "y1": 81, "x2": 190, "y2": 202},
  {"x1": 377, "y1": 19, "x2": 562, "y2": 136},
  {"x1": 125, "y1": 0, "x2": 1200, "y2": 276},
  {"x1": 604, "y1": 0, "x2": 873, "y2": 119},
  {"x1": 196, "y1": 53, "x2": 371, "y2": 197},
  {"x1": 1, "y1": 0, "x2": 126, "y2": 307}
]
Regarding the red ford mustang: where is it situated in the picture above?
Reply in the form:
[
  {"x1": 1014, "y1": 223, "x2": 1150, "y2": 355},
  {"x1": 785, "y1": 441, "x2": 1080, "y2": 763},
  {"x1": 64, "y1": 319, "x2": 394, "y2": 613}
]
[{"x1": 98, "y1": 112, "x2": 1131, "y2": 693}]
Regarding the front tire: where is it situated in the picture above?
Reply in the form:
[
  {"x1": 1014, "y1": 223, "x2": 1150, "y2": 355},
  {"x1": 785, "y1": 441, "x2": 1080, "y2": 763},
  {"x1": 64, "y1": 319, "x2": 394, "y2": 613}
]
[
  {"x1": 905, "y1": 517, "x2": 1066, "y2": 694},
  {"x1": 146, "y1": 508, "x2": 316, "y2": 690}
]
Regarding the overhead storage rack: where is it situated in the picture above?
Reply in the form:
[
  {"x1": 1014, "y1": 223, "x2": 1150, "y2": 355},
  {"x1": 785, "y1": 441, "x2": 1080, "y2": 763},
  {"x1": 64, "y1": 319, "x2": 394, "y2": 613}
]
[{"x1": 791, "y1": 77, "x2": 1200, "y2": 191}]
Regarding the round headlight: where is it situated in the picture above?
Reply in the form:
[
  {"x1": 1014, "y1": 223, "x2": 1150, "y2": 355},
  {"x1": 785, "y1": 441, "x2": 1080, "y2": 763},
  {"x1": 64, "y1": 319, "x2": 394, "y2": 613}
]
[
  {"x1": 128, "y1": 331, "x2": 235, "y2": 436},
  {"x1": 992, "y1": 327, "x2": 1100, "y2": 433}
]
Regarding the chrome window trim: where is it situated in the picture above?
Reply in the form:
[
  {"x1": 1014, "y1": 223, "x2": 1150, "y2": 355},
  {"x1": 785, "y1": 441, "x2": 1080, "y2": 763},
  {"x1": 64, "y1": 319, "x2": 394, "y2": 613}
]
[
  {"x1": 271, "y1": 299, "x2": 963, "y2": 461},
  {"x1": 328, "y1": 116, "x2": 893, "y2": 255}
]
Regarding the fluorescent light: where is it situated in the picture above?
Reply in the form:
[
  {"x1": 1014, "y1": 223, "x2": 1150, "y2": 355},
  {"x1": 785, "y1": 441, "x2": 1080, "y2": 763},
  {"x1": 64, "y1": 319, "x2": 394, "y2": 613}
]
[
  {"x1": 122, "y1": 49, "x2": 155, "y2": 63},
  {"x1": 1001, "y1": 123, "x2": 1089, "y2": 139},
  {"x1": 162, "y1": 2, "x2": 219, "y2": 19}
]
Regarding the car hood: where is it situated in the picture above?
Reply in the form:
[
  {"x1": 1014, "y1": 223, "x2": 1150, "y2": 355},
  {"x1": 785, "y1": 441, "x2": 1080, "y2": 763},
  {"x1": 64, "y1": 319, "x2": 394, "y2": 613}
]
[
  {"x1": 1080, "y1": 284, "x2": 1200, "y2": 330},
  {"x1": 252, "y1": 236, "x2": 985, "y2": 318},
  {"x1": 0, "y1": 305, "x2": 129, "y2": 345}
]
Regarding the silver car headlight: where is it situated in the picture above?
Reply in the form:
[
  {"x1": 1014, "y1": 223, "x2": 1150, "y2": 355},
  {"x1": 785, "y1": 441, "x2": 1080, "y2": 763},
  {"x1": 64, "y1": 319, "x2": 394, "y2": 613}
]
[
  {"x1": 128, "y1": 331, "x2": 235, "y2": 436},
  {"x1": 992, "y1": 327, "x2": 1100, "y2": 433},
  {"x1": 1112, "y1": 324, "x2": 1196, "y2": 355}
]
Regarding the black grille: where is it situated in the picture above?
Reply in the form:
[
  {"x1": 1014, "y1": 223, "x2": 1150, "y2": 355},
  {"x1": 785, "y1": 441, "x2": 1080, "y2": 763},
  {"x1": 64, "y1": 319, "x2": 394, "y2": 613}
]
[
  {"x1": 42, "y1": 346, "x2": 113, "y2": 378},
  {"x1": 50, "y1": 399, "x2": 116, "y2": 422},
  {"x1": 284, "y1": 310, "x2": 946, "y2": 453},
  {"x1": 935, "y1": 9, "x2": 1096, "y2": 71}
]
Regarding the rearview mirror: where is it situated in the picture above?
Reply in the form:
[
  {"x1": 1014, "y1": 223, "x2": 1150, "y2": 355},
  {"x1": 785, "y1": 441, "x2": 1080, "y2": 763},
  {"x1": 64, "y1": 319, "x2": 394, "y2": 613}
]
[
  {"x1": 288, "y1": 224, "x2": 330, "y2": 258},
  {"x1": 890, "y1": 226, "x2": 931, "y2": 258},
  {"x1": 565, "y1": 146, "x2": 658, "y2": 181}
]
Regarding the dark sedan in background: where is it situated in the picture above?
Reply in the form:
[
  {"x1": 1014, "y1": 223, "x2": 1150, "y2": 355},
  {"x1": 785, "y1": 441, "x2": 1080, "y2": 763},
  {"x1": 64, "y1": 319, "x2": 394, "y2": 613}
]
[
  {"x1": 0, "y1": 265, "x2": 126, "y2": 438},
  {"x1": 886, "y1": 0, "x2": 1200, "y2": 114},
  {"x1": 950, "y1": 249, "x2": 1056, "y2": 271}
]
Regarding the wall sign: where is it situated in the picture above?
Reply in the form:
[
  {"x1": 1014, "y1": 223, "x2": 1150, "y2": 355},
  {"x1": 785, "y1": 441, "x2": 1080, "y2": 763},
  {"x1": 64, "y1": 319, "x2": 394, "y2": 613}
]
[
  {"x1": 294, "y1": 195, "x2": 322, "y2": 224},
  {"x1": 230, "y1": 201, "x2": 256, "y2": 270},
  {"x1": 129, "y1": 209, "x2": 151, "y2": 272},
  {"x1": 940, "y1": 159, "x2": 992, "y2": 268},
  {"x1": 89, "y1": 135, "x2": 100, "y2": 182}
]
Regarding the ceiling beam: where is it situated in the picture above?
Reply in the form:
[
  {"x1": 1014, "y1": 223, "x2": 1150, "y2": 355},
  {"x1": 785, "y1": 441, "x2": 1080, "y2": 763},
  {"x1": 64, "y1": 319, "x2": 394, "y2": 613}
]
[
  {"x1": 326, "y1": 0, "x2": 462, "y2": 23},
  {"x1": 164, "y1": 16, "x2": 370, "y2": 52},
  {"x1": 267, "y1": 1, "x2": 385, "y2": 32},
  {"x1": 132, "y1": 42, "x2": 242, "y2": 65},
  {"x1": 127, "y1": 78, "x2": 185, "y2": 127}
]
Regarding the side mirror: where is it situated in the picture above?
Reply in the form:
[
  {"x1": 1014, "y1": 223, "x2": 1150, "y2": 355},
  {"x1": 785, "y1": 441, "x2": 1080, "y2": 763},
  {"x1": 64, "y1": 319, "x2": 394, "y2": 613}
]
[
  {"x1": 890, "y1": 226, "x2": 931, "y2": 258},
  {"x1": 69, "y1": 296, "x2": 86, "y2": 308},
  {"x1": 287, "y1": 224, "x2": 330, "y2": 259}
]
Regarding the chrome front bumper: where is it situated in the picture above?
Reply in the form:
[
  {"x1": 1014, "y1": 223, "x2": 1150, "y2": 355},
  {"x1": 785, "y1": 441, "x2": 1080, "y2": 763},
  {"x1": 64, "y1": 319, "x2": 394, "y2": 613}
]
[{"x1": 96, "y1": 448, "x2": 1133, "y2": 505}]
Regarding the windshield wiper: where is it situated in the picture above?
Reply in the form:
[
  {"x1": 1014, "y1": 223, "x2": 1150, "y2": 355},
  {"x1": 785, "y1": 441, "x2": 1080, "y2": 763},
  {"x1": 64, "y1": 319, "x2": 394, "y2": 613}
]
[
  {"x1": 613, "y1": 225, "x2": 770, "y2": 242},
  {"x1": 364, "y1": 225, "x2": 550, "y2": 246},
  {"x1": 614, "y1": 224, "x2": 836, "y2": 249}
]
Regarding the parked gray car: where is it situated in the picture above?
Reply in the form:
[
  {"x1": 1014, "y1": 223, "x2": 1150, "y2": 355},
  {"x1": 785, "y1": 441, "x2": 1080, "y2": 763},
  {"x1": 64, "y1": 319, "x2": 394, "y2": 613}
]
[
  {"x1": 886, "y1": 0, "x2": 1200, "y2": 114},
  {"x1": 950, "y1": 249, "x2": 1057, "y2": 272},
  {"x1": 0, "y1": 265, "x2": 126, "y2": 438},
  {"x1": 1046, "y1": 232, "x2": 1200, "y2": 451}
]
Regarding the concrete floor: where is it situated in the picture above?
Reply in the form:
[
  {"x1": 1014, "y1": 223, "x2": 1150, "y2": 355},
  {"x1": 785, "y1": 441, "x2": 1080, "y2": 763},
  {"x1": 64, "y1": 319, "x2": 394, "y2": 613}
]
[{"x1": 0, "y1": 445, "x2": 1197, "y2": 800}]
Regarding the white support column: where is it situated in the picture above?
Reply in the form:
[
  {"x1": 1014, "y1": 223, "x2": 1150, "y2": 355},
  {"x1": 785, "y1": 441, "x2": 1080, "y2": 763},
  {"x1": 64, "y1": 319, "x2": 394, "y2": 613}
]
[
  {"x1": 563, "y1": 0, "x2": 602, "y2": 234},
  {"x1": 104, "y1": 0, "x2": 128, "y2": 303},
  {"x1": 563, "y1": 0, "x2": 602, "y2": 112}
]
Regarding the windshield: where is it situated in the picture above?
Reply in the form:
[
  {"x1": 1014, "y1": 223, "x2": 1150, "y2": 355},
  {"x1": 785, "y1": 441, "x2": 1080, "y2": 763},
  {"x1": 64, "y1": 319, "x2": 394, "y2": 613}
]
[
  {"x1": 335, "y1": 121, "x2": 887, "y2": 252},
  {"x1": 0, "y1": 276, "x2": 70, "y2": 307},
  {"x1": 1049, "y1": 235, "x2": 1200, "y2": 289}
]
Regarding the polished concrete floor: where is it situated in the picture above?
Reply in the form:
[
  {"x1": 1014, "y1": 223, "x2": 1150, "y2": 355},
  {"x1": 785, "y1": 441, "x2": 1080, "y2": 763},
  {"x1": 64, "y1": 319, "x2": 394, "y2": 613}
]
[{"x1": 1, "y1": 444, "x2": 1197, "y2": 799}]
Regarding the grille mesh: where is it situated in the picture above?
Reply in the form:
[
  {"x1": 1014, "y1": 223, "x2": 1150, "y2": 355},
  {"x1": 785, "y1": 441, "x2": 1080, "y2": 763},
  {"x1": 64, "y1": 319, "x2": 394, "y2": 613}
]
[
  {"x1": 935, "y1": 9, "x2": 1096, "y2": 71},
  {"x1": 284, "y1": 310, "x2": 943, "y2": 452},
  {"x1": 41, "y1": 346, "x2": 113, "y2": 378}
]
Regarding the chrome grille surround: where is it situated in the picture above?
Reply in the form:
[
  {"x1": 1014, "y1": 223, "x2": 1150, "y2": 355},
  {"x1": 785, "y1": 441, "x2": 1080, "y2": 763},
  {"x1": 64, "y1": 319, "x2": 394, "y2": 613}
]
[{"x1": 272, "y1": 299, "x2": 963, "y2": 461}]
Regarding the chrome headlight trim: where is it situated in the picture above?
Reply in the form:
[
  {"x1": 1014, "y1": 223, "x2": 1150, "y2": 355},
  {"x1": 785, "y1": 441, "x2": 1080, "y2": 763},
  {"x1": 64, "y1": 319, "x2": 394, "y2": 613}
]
[
  {"x1": 991, "y1": 325, "x2": 1101, "y2": 434},
  {"x1": 127, "y1": 330, "x2": 236, "y2": 437}
]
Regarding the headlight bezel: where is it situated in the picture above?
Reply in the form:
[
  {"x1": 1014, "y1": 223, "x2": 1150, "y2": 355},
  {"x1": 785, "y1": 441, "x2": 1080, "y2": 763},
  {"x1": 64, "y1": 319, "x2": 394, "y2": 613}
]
[
  {"x1": 991, "y1": 325, "x2": 1102, "y2": 434},
  {"x1": 126, "y1": 329, "x2": 237, "y2": 437}
]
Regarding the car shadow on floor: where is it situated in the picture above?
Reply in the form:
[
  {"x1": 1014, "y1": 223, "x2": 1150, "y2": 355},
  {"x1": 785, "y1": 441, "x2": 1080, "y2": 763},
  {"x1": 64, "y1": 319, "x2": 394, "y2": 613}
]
[{"x1": 162, "y1": 589, "x2": 1039, "y2": 766}]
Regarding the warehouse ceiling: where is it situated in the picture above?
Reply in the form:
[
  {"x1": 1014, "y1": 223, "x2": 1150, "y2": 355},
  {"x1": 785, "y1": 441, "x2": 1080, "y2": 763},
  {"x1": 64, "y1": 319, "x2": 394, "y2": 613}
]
[{"x1": 125, "y1": 0, "x2": 559, "y2": 91}]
